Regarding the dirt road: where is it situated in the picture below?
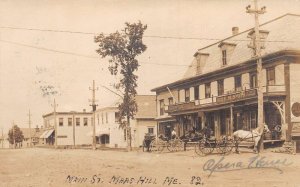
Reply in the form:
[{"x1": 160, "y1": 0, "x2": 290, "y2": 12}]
[{"x1": 0, "y1": 148, "x2": 299, "y2": 187}]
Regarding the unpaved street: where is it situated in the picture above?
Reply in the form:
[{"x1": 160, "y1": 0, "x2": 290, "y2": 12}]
[{"x1": 0, "y1": 148, "x2": 299, "y2": 187}]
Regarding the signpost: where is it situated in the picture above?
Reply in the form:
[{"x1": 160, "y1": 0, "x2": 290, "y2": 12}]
[{"x1": 292, "y1": 102, "x2": 300, "y2": 117}]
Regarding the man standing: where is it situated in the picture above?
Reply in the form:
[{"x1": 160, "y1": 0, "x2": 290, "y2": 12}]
[{"x1": 171, "y1": 128, "x2": 177, "y2": 139}]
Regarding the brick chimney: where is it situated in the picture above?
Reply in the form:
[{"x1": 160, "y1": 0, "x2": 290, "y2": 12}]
[{"x1": 232, "y1": 27, "x2": 239, "y2": 35}]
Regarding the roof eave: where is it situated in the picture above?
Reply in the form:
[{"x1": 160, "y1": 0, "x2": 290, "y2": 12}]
[{"x1": 151, "y1": 50, "x2": 300, "y2": 92}]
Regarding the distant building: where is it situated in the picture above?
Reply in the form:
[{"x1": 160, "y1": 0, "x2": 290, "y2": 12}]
[
  {"x1": 94, "y1": 95, "x2": 157, "y2": 148},
  {"x1": 42, "y1": 110, "x2": 93, "y2": 147},
  {"x1": 20, "y1": 126, "x2": 44, "y2": 147}
]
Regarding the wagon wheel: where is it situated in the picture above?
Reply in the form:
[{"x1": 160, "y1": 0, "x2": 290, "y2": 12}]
[
  {"x1": 150, "y1": 139, "x2": 165, "y2": 153},
  {"x1": 171, "y1": 139, "x2": 184, "y2": 152},
  {"x1": 166, "y1": 140, "x2": 173, "y2": 152},
  {"x1": 217, "y1": 139, "x2": 234, "y2": 155},
  {"x1": 195, "y1": 140, "x2": 213, "y2": 156}
]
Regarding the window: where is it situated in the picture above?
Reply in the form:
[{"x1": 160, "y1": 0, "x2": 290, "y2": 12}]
[
  {"x1": 222, "y1": 50, "x2": 227, "y2": 65},
  {"x1": 148, "y1": 127, "x2": 154, "y2": 134},
  {"x1": 59, "y1": 118, "x2": 63, "y2": 126},
  {"x1": 194, "y1": 85, "x2": 199, "y2": 100},
  {"x1": 185, "y1": 88, "x2": 190, "y2": 102},
  {"x1": 250, "y1": 73, "x2": 257, "y2": 88},
  {"x1": 124, "y1": 129, "x2": 127, "y2": 141},
  {"x1": 115, "y1": 112, "x2": 119, "y2": 123},
  {"x1": 105, "y1": 112, "x2": 108, "y2": 123},
  {"x1": 76, "y1": 118, "x2": 80, "y2": 126},
  {"x1": 235, "y1": 75, "x2": 242, "y2": 91},
  {"x1": 83, "y1": 118, "x2": 88, "y2": 126},
  {"x1": 267, "y1": 67, "x2": 275, "y2": 85},
  {"x1": 68, "y1": 118, "x2": 72, "y2": 126},
  {"x1": 168, "y1": 97, "x2": 173, "y2": 105},
  {"x1": 205, "y1": 83, "x2": 211, "y2": 98},
  {"x1": 101, "y1": 113, "x2": 104, "y2": 124},
  {"x1": 217, "y1": 79, "x2": 224, "y2": 96},
  {"x1": 159, "y1": 99, "x2": 165, "y2": 116}
]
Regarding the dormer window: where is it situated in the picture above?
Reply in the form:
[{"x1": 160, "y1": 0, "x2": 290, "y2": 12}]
[
  {"x1": 222, "y1": 50, "x2": 227, "y2": 65},
  {"x1": 193, "y1": 52, "x2": 209, "y2": 75},
  {"x1": 247, "y1": 30, "x2": 269, "y2": 55},
  {"x1": 218, "y1": 42, "x2": 237, "y2": 66}
]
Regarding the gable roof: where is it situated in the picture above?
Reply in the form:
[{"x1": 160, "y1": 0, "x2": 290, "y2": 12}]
[
  {"x1": 152, "y1": 13, "x2": 300, "y2": 92},
  {"x1": 20, "y1": 128, "x2": 44, "y2": 139}
]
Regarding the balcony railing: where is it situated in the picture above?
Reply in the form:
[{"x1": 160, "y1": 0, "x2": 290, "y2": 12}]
[
  {"x1": 165, "y1": 85, "x2": 286, "y2": 114},
  {"x1": 264, "y1": 85, "x2": 285, "y2": 93}
]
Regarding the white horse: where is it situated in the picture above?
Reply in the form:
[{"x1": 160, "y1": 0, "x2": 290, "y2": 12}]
[{"x1": 233, "y1": 124, "x2": 270, "y2": 154}]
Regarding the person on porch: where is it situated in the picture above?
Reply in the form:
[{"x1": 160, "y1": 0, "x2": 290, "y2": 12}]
[
  {"x1": 202, "y1": 123, "x2": 212, "y2": 139},
  {"x1": 171, "y1": 128, "x2": 177, "y2": 139}
]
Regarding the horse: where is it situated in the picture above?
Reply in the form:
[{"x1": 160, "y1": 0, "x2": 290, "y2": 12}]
[{"x1": 233, "y1": 124, "x2": 270, "y2": 154}]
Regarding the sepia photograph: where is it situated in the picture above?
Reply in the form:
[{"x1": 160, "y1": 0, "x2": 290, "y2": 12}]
[{"x1": 0, "y1": 0, "x2": 300, "y2": 186}]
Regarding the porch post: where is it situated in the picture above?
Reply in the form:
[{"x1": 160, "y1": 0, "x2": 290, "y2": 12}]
[{"x1": 230, "y1": 106, "x2": 233, "y2": 136}]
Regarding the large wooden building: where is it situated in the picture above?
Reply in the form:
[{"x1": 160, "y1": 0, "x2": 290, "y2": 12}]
[{"x1": 152, "y1": 14, "x2": 300, "y2": 143}]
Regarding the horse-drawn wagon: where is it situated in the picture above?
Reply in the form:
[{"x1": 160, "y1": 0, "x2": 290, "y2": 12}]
[{"x1": 142, "y1": 133, "x2": 184, "y2": 153}]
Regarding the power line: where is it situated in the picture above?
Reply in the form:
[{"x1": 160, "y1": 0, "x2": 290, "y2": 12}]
[
  {"x1": 0, "y1": 26, "x2": 293, "y2": 43},
  {"x1": 0, "y1": 39, "x2": 191, "y2": 67},
  {"x1": 0, "y1": 39, "x2": 98, "y2": 59}
]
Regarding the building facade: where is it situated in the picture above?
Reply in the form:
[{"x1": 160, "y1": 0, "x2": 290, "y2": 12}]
[
  {"x1": 94, "y1": 95, "x2": 157, "y2": 148},
  {"x1": 152, "y1": 14, "x2": 300, "y2": 142},
  {"x1": 20, "y1": 127, "x2": 44, "y2": 147},
  {"x1": 42, "y1": 110, "x2": 93, "y2": 146}
]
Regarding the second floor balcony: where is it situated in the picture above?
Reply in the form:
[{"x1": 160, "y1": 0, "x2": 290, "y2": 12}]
[{"x1": 165, "y1": 84, "x2": 286, "y2": 114}]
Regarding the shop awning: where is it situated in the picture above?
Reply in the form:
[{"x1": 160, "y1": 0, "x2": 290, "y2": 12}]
[
  {"x1": 39, "y1": 129, "x2": 54, "y2": 139},
  {"x1": 44, "y1": 129, "x2": 54, "y2": 138}
]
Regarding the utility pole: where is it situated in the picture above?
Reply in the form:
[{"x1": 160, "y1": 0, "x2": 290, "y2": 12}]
[
  {"x1": 246, "y1": 0, "x2": 266, "y2": 152},
  {"x1": 1, "y1": 127, "x2": 3, "y2": 149},
  {"x1": 28, "y1": 110, "x2": 32, "y2": 148},
  {"x1": 89, "y1": 80, "x2": 98, "y2": 150},
  {"x1": 73, "y1": 112, "x2": 75, "y2": 148},
  {"x1": 51, "y1": 99, "x2": 58, "y2": 149}
]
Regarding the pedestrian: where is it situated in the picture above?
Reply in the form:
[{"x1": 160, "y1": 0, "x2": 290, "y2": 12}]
[{"x1": 171, "y1": 128, "x2": 177, "y2": 139}]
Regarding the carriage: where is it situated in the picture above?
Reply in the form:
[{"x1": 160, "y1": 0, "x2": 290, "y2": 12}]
[
  {"x1": 142, "y1": 133, "x2": 184, "y2": 153},
  {"x1": 194, "y1": 135, "x2": 235, "y2": 156}
]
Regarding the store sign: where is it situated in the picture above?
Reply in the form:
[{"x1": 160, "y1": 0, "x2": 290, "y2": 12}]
[
  {"x1": 292, "y1": 102, "x2": 300, "y2": 117},
  {"x1": 167, "y1": 102, "x2": 196, "y2": 113},
  {"x1": 216, "y1": 89, "x2": 257, "y2": 104}
]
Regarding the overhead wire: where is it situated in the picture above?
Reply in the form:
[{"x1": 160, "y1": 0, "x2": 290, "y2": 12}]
[
  {"x1": 0, "y1": 26, "x2": 294, "y2": 43},
  {"x1": 0, "y1": 39, "x2": 191, "y2": 67}
]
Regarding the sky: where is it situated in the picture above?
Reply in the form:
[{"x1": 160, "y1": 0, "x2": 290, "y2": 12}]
[{"x1": 0, "y1": 0, "x2": 299, "y2": 132}]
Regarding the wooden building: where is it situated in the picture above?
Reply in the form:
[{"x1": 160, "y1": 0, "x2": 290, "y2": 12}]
[{"x1": 152, "y1": 14, "x2": 300, "y2": 142}]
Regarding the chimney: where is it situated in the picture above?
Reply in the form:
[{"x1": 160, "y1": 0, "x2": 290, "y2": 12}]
[{"x1": 232, "y1": 27, "x2": 239, "y2": 35}]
